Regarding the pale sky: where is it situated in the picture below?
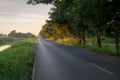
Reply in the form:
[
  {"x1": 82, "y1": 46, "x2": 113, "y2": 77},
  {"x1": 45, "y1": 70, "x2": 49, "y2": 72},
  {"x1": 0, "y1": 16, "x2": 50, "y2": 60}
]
[{"x1": 0, "y1": 0, "x2": 52, "y2": 35}]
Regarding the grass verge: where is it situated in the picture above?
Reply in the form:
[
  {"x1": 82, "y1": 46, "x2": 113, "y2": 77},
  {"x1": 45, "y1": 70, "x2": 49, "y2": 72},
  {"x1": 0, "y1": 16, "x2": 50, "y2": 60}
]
[
  {"x1": 55, "y1": 38, "x2": 120, "y2": 58},
  {"x1": 0, "y1": 38, "x2": 36, "y2": 80},
  {"x1": 75, "y1": 43, "x2": 119, "y2": 57}
]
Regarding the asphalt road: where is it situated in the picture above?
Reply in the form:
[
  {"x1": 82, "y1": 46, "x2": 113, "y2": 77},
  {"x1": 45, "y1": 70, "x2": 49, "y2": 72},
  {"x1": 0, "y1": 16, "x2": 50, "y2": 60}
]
[{"x1": 33, "y1": 38, "x2": 120, "y2": 80}]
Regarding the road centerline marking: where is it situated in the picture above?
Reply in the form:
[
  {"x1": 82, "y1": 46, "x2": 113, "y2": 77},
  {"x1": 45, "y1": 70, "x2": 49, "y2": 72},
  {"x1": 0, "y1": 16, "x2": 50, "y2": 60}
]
[{"x1": 89, "y1": 63, "x2": 114, "y2": 76}]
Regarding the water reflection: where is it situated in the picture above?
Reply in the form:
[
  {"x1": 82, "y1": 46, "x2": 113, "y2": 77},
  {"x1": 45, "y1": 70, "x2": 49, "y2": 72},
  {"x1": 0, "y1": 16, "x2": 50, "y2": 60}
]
[{"x1": 0, "y1": 45, "x2": 11, "y2": 52}]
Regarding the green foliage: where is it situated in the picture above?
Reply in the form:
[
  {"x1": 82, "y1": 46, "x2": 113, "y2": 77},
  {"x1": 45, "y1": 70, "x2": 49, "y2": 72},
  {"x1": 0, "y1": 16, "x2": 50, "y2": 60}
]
[
  {"x1": 0, "y1": 38, "x2": 35, "y2": 80},
  {"x1": 40, "y1": 23, "x2": 72, "y2": 39}
]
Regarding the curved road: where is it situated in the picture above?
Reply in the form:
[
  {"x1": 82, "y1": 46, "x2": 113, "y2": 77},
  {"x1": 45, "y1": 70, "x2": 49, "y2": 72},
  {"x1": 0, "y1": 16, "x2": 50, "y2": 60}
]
[{"x1": 33, "y1": 38, "x2": 120, "y2": 80}]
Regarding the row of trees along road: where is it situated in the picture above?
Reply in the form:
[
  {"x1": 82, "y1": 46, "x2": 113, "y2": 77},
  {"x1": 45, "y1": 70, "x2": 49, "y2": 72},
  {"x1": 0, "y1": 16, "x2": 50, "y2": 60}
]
[{"x1": 27, "y1": 0, "x2": 120, "y2": 56}]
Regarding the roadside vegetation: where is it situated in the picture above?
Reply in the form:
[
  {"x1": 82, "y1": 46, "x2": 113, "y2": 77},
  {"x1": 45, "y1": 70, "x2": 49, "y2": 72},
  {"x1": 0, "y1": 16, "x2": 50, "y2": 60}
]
[
  {"x1": 0, "y1": 38, "x2": 36, "y2": 80},
  {"x1": 27, "y1": 0, "x2": 120, "y2": 57},
  {"x1": 55, "y1": 37, "x2": 119, "y2": 57}
]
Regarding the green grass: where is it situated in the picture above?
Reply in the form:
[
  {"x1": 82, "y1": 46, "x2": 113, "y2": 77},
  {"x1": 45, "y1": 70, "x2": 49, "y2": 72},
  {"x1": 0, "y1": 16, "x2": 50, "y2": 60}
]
[
  {"x1": 75, "y1": 43, "x2": 118, "y2": 57},
  {"x1": 54, "y1": 37, "x2": 120, "y2": 58},
  {"x1": 0, "y1": 38, "x2": 36, "y2": 80}
]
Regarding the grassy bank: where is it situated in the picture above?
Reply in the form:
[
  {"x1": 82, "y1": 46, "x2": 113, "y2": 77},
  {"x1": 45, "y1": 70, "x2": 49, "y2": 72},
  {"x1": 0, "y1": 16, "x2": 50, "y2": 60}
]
[
  {"x1": 0, "y1": 38, "x2": 36, "y2": 80},
  {"x1": 52, "y1": 38, "x2": 120, "y2": 58},
  {"x1": 75, "y1": 43, "x2": 118, "y2": 57}
]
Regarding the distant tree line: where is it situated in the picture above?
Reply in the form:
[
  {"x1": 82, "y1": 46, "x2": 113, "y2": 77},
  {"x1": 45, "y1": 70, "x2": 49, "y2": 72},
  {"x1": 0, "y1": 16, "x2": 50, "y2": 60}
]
[
  {"x1": 8, "y1": 30, "x2": 35, "y2": 38},
  {"x1": 28, "y1": 0, "x2": 120, "y2": 55},
  {"x1": 0, "y1": 33, "x2": 7, "y2": 38}
]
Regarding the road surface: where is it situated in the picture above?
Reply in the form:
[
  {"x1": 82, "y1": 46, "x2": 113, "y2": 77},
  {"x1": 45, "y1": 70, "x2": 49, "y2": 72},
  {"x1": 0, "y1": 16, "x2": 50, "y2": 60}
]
[{"x1": 33, "y1": 38, "x2": 120, "y2": 80}]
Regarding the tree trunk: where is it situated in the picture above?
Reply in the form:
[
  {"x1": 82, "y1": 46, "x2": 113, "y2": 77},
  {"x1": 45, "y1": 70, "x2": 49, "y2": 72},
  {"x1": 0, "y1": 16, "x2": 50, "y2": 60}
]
[
  {"x1": 82, "y1": 30, "x2": 86, "y2": 45},
  {"x1": 115, "y1": 32, "x2": 119, "y2": 56},
  {"x1": 96, "y1": 31, "x2": 101, "y2": 48}
]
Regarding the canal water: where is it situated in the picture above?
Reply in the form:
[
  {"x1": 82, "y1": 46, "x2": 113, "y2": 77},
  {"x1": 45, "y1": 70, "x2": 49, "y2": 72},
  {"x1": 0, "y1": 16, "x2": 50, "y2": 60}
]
[{"x1": 0, "y1": 45, "x2": 11, "y2": 52}]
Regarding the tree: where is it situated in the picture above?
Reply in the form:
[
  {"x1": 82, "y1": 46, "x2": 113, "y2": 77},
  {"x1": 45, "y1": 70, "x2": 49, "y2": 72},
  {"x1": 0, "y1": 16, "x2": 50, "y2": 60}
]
[
  {"x1": 109, "y1": 9, "x2": 120, "y2": 56},
  {"x1": 8, "y1": 30, "x2": 16, "y2": 37},
  {"x1": 71, "y1": 0, "x2": 90, "y2": 45},
  {"x1": 27, "y1": 0, "x2": 54, "y2": 4}
]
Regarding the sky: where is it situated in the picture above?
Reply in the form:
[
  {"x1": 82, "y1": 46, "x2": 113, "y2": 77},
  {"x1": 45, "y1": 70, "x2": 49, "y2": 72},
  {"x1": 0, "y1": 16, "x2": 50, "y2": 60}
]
[{"x1": 0, "y1": 0, "x2": 52, "y2": 35}]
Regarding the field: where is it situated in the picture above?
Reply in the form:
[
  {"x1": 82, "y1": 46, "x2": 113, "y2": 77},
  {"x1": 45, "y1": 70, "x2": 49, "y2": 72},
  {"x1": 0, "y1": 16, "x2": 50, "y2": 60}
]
[{"x1": 0, "y1": 38, "x2": 36, "y2": 80}]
